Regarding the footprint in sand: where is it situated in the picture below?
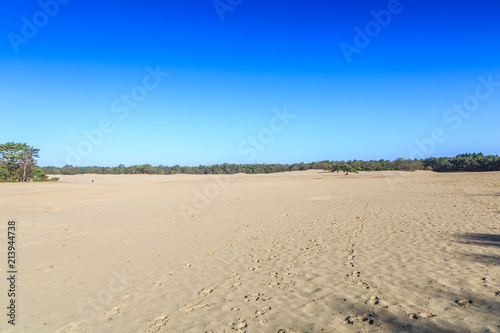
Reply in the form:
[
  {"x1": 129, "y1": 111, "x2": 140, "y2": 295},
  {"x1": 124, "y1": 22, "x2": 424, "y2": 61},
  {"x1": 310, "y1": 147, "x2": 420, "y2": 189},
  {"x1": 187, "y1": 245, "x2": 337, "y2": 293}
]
[
  {"x1": 455, "y1": 299, "x2": 473, "y2": 307},
  {"x1": 122, "y1": 292, "x2": 140, "y2": 303},
  {"x1": 351, "y1": 271, "x2": 361, "y2": 278},
  {"x1": 199, "y1": 285, "x2": 218, "y2": 297},
  {"x1": 179, "y1": 285, "x2": 217, "y2": 312},
  {"x1": 357, "y1": 281, "x2": 369, "y2": 289},
  {"x1": 407, "y1": 312, "x2": 436, "y2": 319},
  {"x1": 152, "y1": 280, "x2": 164, "y2": 287},
  {"x1": 147, "y1": 315, "x2": 169, "y2": 332},
  {"x1": 179, "y1": 300, "x2": 209, "y2": 312},
  {"x1": 55, "y1": 321, "x2": 85, "y2": 333},
  {"x1": 266, "y1": 282, "x2": 281, "y2": 288},
  {"x1": 228, "y1": 318, "x2": 248, "y2": 331},
  {"x1": 267, "y1": 272, "x2": 285, "y2": 286},
  {"x1": 104, "y1": 305, "x2": 121, "y2": 320},
  {"x1": 253, "y1": 306, "x2": 271, "y2": 317},
  {"x1": 244, "y1": 293, "x2": 271, "y2": 302},
  {"x1": 230, "y1": 273, "x2": 245, "y2": 281},
  {"x1": 345, "y1": 313, "x2": 375, "y2": 325}
]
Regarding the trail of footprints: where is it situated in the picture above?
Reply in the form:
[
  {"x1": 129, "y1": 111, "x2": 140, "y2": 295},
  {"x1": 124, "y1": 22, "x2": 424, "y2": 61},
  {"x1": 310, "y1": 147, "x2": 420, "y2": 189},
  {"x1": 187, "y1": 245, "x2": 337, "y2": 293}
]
[
  {"x1": 174, "y1": 209, "x2": 337, "y2": 332},
  {"x1": 341, "y1": 206, "x2": 384, "y2": 327},
  {"x1": 57, "y1": 201, "x2": 445, "y2": 332},
  {"x1": 95, "y1": 204, "x2": 385, "y2": 331},
  {"x1": 341, "y1": 204, "x2": 439, "y2": 329},
  {"x1": 97, "y1": 203, "x2": 427, "y2": 331}
]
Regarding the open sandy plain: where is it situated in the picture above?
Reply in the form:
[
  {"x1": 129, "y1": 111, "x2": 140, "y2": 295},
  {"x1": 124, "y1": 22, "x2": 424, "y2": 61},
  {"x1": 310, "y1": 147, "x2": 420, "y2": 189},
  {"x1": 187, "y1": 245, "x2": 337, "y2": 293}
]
[{"x1": 0, "y1": 170, "x2": 499, "y2": 332}]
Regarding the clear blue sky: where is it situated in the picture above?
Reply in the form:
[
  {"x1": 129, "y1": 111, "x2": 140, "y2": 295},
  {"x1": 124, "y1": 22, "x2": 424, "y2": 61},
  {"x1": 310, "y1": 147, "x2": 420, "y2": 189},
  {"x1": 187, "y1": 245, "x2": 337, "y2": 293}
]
[{"x1": 1, "y1": 0, "x2": 499, "y2": 167}]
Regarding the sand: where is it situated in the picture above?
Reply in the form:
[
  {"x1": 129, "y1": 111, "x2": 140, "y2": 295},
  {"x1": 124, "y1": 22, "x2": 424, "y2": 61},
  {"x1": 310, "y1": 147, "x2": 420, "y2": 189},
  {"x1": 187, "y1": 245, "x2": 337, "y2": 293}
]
[{"x1": 0, "y1": 170, "x2": 499, "y2": 332}]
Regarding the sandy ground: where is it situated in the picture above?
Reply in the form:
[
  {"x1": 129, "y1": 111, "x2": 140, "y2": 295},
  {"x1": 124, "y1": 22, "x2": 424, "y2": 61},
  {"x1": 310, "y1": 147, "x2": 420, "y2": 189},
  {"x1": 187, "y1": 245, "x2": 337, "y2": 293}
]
[{"x1": 0, "y1": 170, "x2": 499, "y2": 332}]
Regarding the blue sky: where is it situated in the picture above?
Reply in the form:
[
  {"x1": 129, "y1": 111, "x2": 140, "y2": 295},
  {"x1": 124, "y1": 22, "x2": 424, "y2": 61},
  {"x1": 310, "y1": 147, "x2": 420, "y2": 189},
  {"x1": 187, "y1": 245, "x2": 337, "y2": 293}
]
[{"x1": 1, "y1": 0, "x2": 499, "y2": 167}]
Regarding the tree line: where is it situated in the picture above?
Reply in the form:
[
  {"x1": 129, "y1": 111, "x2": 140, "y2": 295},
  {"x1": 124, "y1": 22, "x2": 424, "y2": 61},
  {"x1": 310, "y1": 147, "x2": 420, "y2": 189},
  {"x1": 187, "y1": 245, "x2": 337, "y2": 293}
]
[
  {"x1": 40, "y1": 153, "x2": 500, "y2": 176},
  {"x1": 421, "y1": 153, "x2": 500, "y2": 172},
  {"x1": 2, "y1": 142, "x2": 498, "y2": 181}
]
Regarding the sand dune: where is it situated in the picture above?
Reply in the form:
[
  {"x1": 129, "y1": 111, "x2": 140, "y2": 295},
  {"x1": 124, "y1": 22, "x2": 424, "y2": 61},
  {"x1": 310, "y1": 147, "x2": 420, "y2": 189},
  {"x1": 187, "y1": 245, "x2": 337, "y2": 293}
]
[{"x1": 1, "y1": 170, "x2": 499, "y2": 332}]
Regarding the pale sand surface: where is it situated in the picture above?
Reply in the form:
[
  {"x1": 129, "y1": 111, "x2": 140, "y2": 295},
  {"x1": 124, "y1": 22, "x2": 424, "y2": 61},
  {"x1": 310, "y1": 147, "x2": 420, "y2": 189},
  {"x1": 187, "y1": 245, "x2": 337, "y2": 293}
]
[{"x1": 0, "y1": 170, "x2": 499, "y2": 332}]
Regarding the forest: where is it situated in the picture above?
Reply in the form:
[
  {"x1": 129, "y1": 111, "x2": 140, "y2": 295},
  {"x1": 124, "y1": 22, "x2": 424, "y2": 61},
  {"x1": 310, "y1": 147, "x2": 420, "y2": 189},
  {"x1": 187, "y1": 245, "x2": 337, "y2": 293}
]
[
  {"x1": 40, "y1": 153, "x2": 500, "y2": 176},
  {"x1": 1, "y1": 142, "x2": 498, "y2": 181}
]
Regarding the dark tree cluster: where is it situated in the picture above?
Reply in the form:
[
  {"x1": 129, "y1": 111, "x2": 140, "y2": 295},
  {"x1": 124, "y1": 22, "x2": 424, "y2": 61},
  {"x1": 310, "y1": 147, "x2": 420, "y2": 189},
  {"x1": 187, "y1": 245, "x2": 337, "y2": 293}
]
[
  {"x1": 0, "y1": 142, "x2": 53, "y2": 182},
  {"x1": 40, "y1": 153, "x2": 499, "y2": 176},
  {"x1": 422, "y1": 153, "x2": 500, "y2": 172}
]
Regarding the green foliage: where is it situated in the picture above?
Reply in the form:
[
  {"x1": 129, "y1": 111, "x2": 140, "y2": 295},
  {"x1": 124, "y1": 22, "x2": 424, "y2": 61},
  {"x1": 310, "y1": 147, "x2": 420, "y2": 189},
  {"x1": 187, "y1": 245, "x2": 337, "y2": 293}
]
[
  {"x1": 392, "y1": 158, "x2": 424, "y2": 171},
  {"x1": 31, "y1": 167, "x2": 48, "y2": 182},
  {"x1": 37, "y1": 153, "x2": 499, "y2": 177},
  {"x1": 0, "y1": 142, "x2": 42, "y2": 182},
  {"x1": 422, "y1": 153, "x2": 500, "y2": 172},
  {"x1": 0, "y1": 164, "x2": 10, "y2": 181},
  {"x1": 329, "y1": 163, "x2": 358, "y2": 175}
]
